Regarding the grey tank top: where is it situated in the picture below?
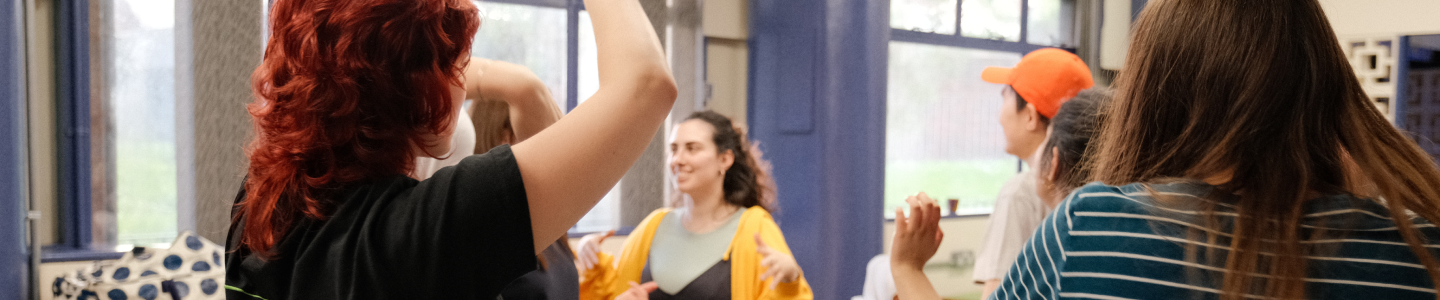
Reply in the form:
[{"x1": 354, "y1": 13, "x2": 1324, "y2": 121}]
[{"x1": 646, "y1": 208, "x2": 743, "y2": 296}]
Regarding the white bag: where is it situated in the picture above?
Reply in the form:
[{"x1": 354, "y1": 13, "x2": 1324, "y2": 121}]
[{"x1": 52, "y1": 231, "x2": 226, "y2": 300}]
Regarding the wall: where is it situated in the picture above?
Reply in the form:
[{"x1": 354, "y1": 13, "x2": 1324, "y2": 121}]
[
  {"x1": 1319, "y1": 0, "x2": 1440, "y2": 37},
  {"x1": 175, "y1": 0, "x2": 263, "y2": 244},
  {"x1": 748, "y1": 0, "x2": 888, "y2": 298},
  {"x1": 880, "y1": 217, "x2": 990, "y2": 299},
  {"x1": 28, "y1": 0, "x2": 58, "y2": 248},
  {"x1": 703, "y1": 0, "x2": 748, "y2": 124}
]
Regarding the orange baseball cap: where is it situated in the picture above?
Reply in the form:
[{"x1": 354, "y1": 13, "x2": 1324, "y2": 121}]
[{"x1": 981, "y1": 48, "x2": 1094, "y2": 118}]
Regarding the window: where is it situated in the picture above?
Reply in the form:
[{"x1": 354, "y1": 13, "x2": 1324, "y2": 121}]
[
  {"x1": 469, "y1": 1, "x2": 568, "y2": 110},
  {"x1": 890, "y1": 0, "x2": 957, "y2": 35},
  {"x1": 93, "y1": 0, "x2": 180, "y2": 249},
  {"x1": 961, "y1": 0, "x2": 1020, "y2": 41},
  {"x1": 885, "y1": 0, "x2": 1074, "y2": 216},
  {"x1": 886, "y1": 42, "x2": 1021, "y2": 215},
  {"x1": 469, "y1": 1, "x2": 618, "y2": 233}
]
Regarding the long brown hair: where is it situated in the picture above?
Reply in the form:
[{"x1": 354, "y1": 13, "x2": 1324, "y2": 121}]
[
  {"x1": 469, "y1": 99, "x2": 512, "y2": 154},
  {"x1": 1092, "y1": 0, "x2": 1440, "y2": 298}
]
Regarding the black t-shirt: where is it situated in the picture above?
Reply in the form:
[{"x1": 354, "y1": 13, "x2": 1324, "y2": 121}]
[
  {"x1": 226, "y1": 145, "x2": 537, "y2": 300},
  {"x1": 498, "y1": 240, "x2": 580, "y2": 300}
]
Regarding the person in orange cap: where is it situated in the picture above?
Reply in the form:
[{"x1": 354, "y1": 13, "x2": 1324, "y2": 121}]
[{"x1": 888, "y1": 48, "x2": 1093, "y2": 300}]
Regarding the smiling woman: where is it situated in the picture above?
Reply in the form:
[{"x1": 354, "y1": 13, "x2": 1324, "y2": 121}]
[{"x1": 576, "y1": 111, "x2": 812, "y2": 300}]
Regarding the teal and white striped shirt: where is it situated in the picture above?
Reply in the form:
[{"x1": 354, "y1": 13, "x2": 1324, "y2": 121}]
[{"x1": 993, "y1": 182, "x2": 1440, "y2": 299}]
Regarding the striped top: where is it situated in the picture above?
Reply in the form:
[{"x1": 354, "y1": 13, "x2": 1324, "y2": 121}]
[{"x1": 992, "y1": 182, "x2": 1440, "y2": 300}]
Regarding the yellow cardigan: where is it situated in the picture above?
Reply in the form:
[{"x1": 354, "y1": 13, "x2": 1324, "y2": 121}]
[{"x1": 579, "y1": 206, "x2": 814, "y2": 300}]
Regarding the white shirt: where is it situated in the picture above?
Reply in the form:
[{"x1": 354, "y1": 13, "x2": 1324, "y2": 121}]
[
  {"x1": 972, "y1": 167, "x2": 1050, "y2": 283},
  {"x1": 411, "y1": 112, "x2": 477, "y2": 180}
]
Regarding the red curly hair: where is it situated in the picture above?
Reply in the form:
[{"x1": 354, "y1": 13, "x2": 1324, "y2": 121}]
[{"x1": 240, "y1": 0, "x2": 479, "y2": 259}]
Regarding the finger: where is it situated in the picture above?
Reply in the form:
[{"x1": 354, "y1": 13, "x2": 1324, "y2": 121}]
[
  {"x1": 768, "y1": 276, "x2": 780, "y2": 290},
  {"x1": 601, "y1": 230, "x2": 615, "y2": 242},
  {"x1": 911, "y1": 202, "x2": 931, "y2": 236},
  {"x1": 760, "y1": 267, "x2": 777, "y2": 283},
  {"x1": 916, "y1": 192, "x2": 936, "y2": 206},
  {"x1": 754, "y1": 233, "x2": 773, "y2": 255},
  {"x1": 935, "y1": 228, "x2": 945, "y2": 243},
  {"x1": 760, "y1": 256, "x2": 778, "y2": 268},
  {"x1": 894, "y1": 207, "x2": 908, "y2": 235},
  {"x1": 639, "y1": 281, "x2": 659, "y2": 293},
  {"x1": 921, "y1": 193, "x2": 941, "y2": 220},
  {"x1": 907, "y1": 196, "x2": 926, "y2": 228},
  {"x1": 904, "y1": 195, "x2": 921, "y2": 213},
  {"x1": 916, "y1": 201, "x2": 935, "y2": 236}
]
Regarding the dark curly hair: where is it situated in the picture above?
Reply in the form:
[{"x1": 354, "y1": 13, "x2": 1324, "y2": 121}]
[{"x1": 681, "y1": 111, "x2": 777, "y2": 212}]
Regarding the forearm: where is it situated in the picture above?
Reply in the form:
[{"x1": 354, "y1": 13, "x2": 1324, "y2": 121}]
[
  {"x1": 468, "y1": 59, "x2": 562, "y2": 143},
  {"x1": 893, "y1": 267, "x2": 942, "y2": 300},
  {"x1": 504, "y1": 83, "x2": 561, "y2": 143},
  {"x1": 980, "y1": 279, "x2": 1000, "y2": 300},
  {"x1": 512, "y1": 0, "x2": 675, "y2": 254}
]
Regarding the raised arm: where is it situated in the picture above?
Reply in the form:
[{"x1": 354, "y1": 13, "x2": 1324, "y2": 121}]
[
  {"x1": 509, "y1": 0, "x2": 677, "y2": 253},
  {"x1": 464, "y1": 58, "x2": 563, "y2": 142}
]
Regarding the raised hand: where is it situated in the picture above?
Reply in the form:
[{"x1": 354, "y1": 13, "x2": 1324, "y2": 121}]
[
  {"x1": 576, "y1": 230, "x2": 615, "y2": 271},
  {"x1": 890, "y1": 192, "x2": 945, "y2": 300},
  {"x1": 755, "y1": 233, "x2": 802, "y2": 290},
  {"x1": 891, "y1": 192, "x2": 944, "y2": 272}
]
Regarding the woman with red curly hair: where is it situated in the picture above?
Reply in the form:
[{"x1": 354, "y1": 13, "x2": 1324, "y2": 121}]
[{"x1": 223, "y1": 0, "x2": 676, "y2": 298}]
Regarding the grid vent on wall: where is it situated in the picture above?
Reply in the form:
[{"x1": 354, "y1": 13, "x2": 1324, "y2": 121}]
[{"x1": 1343, "y1": 36, "x2": 1401, "y2": 121}]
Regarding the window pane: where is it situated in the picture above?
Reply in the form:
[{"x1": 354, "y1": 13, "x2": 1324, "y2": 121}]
[
  {"x1": 571, "y1": 10, "x2": 621, "y2": 233},
  {"x1": 471, "y1": 2, "x2": 568, "y2": 111},
  {"x1": 886, "y1": 42, "x2": 1022, "y2": 216},
  {"x1": 577, "y1": 11, "x2": 598, "y2": 103},
  {"x1": 891, "y1": 0, "x2": 957, "y2": 35},
  {"x1": 109, "y1": 0, "x2": 178, "y2": 246},
  {"x1": 1027, "y1": 0, "x2": 1074, "y2": 47},
  {"x1": 960, "y1": 0, "x2": 1021, "y2": 42}
]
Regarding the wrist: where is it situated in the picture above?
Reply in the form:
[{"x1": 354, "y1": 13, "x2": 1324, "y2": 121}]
[{"x1": 893, "y1": 259, "x2": 927, "y2": 271}]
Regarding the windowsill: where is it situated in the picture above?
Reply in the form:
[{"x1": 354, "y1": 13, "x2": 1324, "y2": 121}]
[
  {"x1": 567, "y1": 226, "x2": 636, "y2": 238},
  {"x1": 40, "y1": 245, "x2": 125, "y2": 263},
  {"x1": 884, "y1": 212, "x2": 992, "y2": 222}
]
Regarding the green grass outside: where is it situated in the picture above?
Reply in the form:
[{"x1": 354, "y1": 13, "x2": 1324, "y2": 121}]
[
  {"x1": 115, "y1": 141, "x2": 178, "y2": 245},
  {"x1": 885, "y1": 159, "x2": 1019, "y2": 216}
]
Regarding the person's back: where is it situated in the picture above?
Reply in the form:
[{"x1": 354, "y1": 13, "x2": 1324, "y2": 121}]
[
  {"x1": 1000, "y1": 182, "x2": 1440, "y2": 299},
  {"x1": 227, "y1": 0, "x2": 677, "y2": 298},
  {"x1": 989, "y1": 0, "x2": 1440, "y2": 298}
]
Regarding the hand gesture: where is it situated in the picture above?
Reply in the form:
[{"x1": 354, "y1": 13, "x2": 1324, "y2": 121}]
[
  {"x1": 890, "y1": 192, "x2": 944, "y2": 273},
  {"x1": 755, "y1": 233, "x2": 803, "y2": 290},
  {"x1": 615, "y1": 281, "x2": 658, "y2": 300},
  {"x1": 577, "y1": 230, "x2": 615, "y2": 271}
]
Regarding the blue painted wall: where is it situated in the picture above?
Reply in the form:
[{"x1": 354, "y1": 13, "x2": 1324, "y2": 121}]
[
  {"x1": 1, "y1": 0, "x2": 30, "y2": 298},
  {"x1": 748, "y1": 0, "x2": 887, "y2": 298}
]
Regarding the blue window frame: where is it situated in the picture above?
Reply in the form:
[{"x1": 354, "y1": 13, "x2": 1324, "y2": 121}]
[{"x1": 3, "y1": 0, "x2": 32, "y2": 298}]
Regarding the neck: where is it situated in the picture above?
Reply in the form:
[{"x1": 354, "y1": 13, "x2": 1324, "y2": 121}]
[{"x1": 686, "y1": 185, "x2": 736, "y2": 220}]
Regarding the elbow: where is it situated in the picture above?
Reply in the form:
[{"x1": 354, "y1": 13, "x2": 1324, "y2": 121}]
[{"x1": 642, "y1": 68, "x2": 678, "y2": 106}]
